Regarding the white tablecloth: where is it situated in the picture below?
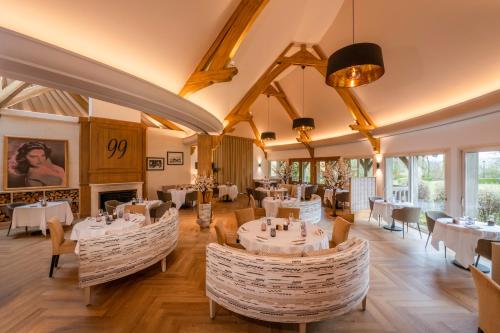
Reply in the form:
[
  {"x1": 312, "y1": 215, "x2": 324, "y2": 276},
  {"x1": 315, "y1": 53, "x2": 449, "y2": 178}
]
[
  {"x1": 71, "y1": 214, "x2": 146, "y2": 254},
  {"x1": 115, "y1": 200, "x2": 161, "y2": 224},
  {"x1": 237, "y1": 218, "x2": 329, "y2": 255},
  {"x1": 168, "y1": 189, "x2": 195, "y2": 209},
  {"x1": 218, "y1": 185, "x2": 238, "y2": 201},
  {"x1": 291, "y1": 184, "x2": 313, "y2": 200},
  {"x1": 262, "y1": 197, "x2": 299, "y2": 217},
  {"x1": 255, "y1": 187, "x2": 288, "y2": 197},
  {"x1": 372, "y1": 200, "x2": 413, "y2": 223},
  {"x1": 11, "y1": 201, "x2": 74, "y2": 235},
  {"x1": 323, "y1": 189, "x2": 349, "y2": 205},
  {"x1": 431, "y1": 218, "x2": 500, "y2": 267}
]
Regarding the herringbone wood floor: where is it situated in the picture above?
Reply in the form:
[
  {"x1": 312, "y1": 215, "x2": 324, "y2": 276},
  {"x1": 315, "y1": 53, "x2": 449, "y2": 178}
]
[{"x1": 0, "y1": 197, "x2": 479, "y2": 333}]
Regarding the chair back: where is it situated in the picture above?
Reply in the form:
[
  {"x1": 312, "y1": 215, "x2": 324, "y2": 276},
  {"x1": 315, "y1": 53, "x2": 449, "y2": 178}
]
[
  {"x1": 246, "y1": 187, "x2": 254, "y2": 197},
  {"x1": 104, "y1": 200, "x2": 121, "y2": 214},
  {"x1": 124, "y1": 205, "x2": 146, "y2": 215},
  {"x1": 304, "y1": 186, "x2": 314, "y2": 200},
  {"x1": 470, "y1": 266, "x2": 500, "y2": 333},
  {"x1": 425, "y1": 210, "x2": 450, "y2": 233},
  {"x1": 368, "y1": 196, "x2": 383, "y2": 210},
  {"x1": 185, "y1": 191, "x2": 197, "y2": 201},
  {"x1": 152, "y1": 202, "x2": 172, "y2": 219},
  {"x1": 331, "y1": 216, "x2": 352, "y2": 247},
  {"x1": 234, "y1": 208, "x2": 255, "y2": 227},
  {"x1": 277, "y1": 207, "x2": 300, "y2": 219},
  {"x1": 214, "y1": 220, "x2": 227, "y2": 245},
  {"x1": 392, "y1": 207, "x2": 421, "y2": 223},
  {"x1": 253, "y1": 207, "x2": 266, "y2": 219},
  {"x1": 336, "y1": 191, "x2": 350, "y2": 203},
  {"x1": 249, "y1": 194, "x2": 257, "y2": 208},
  {"x1": 476, "y1": 239, "x2": 500, "y2": 261},
  {"x1": 162, "y1": 185, "x2": 176, "y2": 192},
  {"x1": 48, "y1": 217, "x2": 65, "y2": 255},
  {"x1": 254, "y1": 190, "x2": 267, "y2": 205}
]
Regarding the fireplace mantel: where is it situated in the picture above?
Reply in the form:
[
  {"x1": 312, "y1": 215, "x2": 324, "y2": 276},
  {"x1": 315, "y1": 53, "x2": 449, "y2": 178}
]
[{"x1": 89, "y1": 182, "x2": 143, "y2": 216}]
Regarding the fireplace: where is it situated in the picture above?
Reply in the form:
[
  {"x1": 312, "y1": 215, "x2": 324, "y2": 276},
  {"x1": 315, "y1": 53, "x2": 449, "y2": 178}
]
[
  {"x1": 99, "y1": 189, "x2": 137, "y2": 210},
  {"x1": 89, "y1": 182, "x2": 143, "y2": 216}
]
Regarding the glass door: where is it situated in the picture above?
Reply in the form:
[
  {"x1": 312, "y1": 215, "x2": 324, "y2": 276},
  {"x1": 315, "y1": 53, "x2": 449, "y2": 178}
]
[
  {"x1": 301, "y1": 161, "x2": 311, "y2": 183},
  {"x1": 464, "y1": 150, "x2": 500, "y2": 223},
  {"x1": 385, "y1": 156, "x2": 410, "y2": 202}
]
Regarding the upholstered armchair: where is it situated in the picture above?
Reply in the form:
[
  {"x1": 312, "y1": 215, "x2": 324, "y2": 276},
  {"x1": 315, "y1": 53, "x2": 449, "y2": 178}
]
[
  {"x1": 47, "y1": 217, "x2": 76, "y2": 277},
  {"x1": 470, "y1": 266, "x2": 500, "y2": 333},
  {"x1": 368, "y1": 196, "x2": 383, "y2": 224},
  {"x1": 234, "y1": 208, "x2": 255, "y2": 227},
  {"x1": 391, "y1": 207, "x2": 421, "y2": 239},
  {"x1": 277, "y1": 207, "x2": 300, "y2": 219},
  {"x1": 331, "y1": 216, "x2": 352, "y2": 248}
]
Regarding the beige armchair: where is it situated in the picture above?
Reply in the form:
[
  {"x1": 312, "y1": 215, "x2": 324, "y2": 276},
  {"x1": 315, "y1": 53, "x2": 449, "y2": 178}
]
[
  {"x1": 277, "y1": 207, "x2": 300, "y2": 219},
  {"x1": 330, "y1": 216, "x2": 352, "y2": 248},
  {"x1": 47, "y1": 217, "x2": 76, "y2": 277},
  {"x1": 234, "y1": 208, "x2": 255, "y2": 227},
  {"x1": 391, "y1": 207, "x2": 421, "y2": 239},
  {"x1": 475, "y1": 239, "x2": 500, "y2": 267},
  {"x1": 470, "y1": 265, "x2": 500, "y2": 333},
  {"x1": 214, "y1": 220, "x2": 244, "y2": 249},
  {"x1": 425, "y1": 211, "x2": 451, "y2": 251}
]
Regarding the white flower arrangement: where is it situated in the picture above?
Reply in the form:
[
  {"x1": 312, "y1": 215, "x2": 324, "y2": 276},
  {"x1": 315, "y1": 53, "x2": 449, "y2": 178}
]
[
  {"x1": 273, "y1": 162, "x2": 294, "y2": 184},
  {"x1": 193, "y1": 174, "x2": 214, "y2": 203},
  {"x1": 322, "y1": 157, "x2": 351, "y2": 190}
]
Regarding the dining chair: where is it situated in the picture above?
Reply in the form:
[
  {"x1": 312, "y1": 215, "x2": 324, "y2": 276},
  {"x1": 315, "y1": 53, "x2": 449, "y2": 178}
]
[
  {"x1": 124, "y1": 205, "x2": 146, "y2": 215},
  {"x1": 392, "y1": 207, "x2": 422, "y2": 239},
  {"x1": 330, "y1": 217, "x2": 353, "y2": 248},
  {"x1": 3, "y1": 202, "x2": 28, "y2": 236},
  {"x1": 335, "y1": 191, "x2": 351, "y2": 213},
  {"x1": 254, "y1": 207, "x2": 266, "y2": 219},
  {"x1": 47, "y1": 217, "x2": 76, "y2": 277},
  {"x1": 246, "y1": 187, "x2": 254, "y2": 206},
  {"x1": 249, "y1": 194, "x2": 257, "y2": 208},
  {"x1": 185, "y1": 191, "x2": 197, "y2": 208},
  {"x1": 150, "y1": 201, "x2": 172, "y2": 222},
  {"x1": 104, "y1": 200, "x2": 121, "y2": 215},
  {"x1": 470, "y1": 265, "x2": 500, "y2": 333},
  {"x1": 234, "y1": 208, "x2": 255, "y2": 227},
  {"x1": 254, "y1": 191, "x2": 267, "y2": 207},
  {"x1": 425, "y1": 211, "x2": 451, "y2": 255},
  {"x1": 475, "y1": 239, "x2": 500, "y2": 267},
  {"x1": 214, "y1": 220, "x2": 244, "y2": 249},
  {"x1": 368, "y1": 196, "x2": 383, "y2": 224},
  {"x1": 277, "y1": 207, "x2": 300, "y2": 219},
  {"x1": 304, "y1": 186, "x2": 314, "y2": 200}
]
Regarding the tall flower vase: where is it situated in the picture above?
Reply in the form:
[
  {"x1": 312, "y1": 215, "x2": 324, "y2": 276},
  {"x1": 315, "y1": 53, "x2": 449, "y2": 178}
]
[{"x1": 196, "y1": 191, "x2": 213, "y2": 228}]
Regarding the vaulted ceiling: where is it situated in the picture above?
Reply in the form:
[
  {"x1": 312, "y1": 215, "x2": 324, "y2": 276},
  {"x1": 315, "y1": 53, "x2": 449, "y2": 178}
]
[{"x1": 1, "y1": 0, "x2": 499, "y2": 151}]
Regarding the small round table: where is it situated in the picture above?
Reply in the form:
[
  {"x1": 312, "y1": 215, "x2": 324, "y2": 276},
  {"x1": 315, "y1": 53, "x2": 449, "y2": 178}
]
[{"x1": 237, "y1": 218, "x2": 329, "y2": 255}]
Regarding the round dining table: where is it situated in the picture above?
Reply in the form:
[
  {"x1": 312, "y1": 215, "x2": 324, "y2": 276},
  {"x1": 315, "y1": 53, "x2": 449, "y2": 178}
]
[
  {"x1": 261, "y1": 197, "x2": 299, "y2": 217},
  {"x1": 237, "y1": 218, "x2": 329, "y2": 255},
  {"x1": 372, "y1": 200, "x2": 414, "y2": 231},
  {"x1": 71, "y1": 214, "x2": 146, "y2": 254}
]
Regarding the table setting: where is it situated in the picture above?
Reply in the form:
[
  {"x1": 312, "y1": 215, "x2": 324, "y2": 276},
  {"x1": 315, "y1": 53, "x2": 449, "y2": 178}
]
[
  {"x1": 217, "y1": 184, "x2": 238, "y2": 201},
  {"x1": 115, "y1": 199, "x2": 161, "y2": 224},
  {"x1": 168, "y1": 188, "x2": 195, "y2": 209},
  {"x1": 432, "y1": 216, "x2": 500, "y2": 271},
  {"x1": 237, "y1": 217, "x2": 329, "y2": 255},
  {"x1": 11, "y1": 200, "x2": 74, "y2": 235}
]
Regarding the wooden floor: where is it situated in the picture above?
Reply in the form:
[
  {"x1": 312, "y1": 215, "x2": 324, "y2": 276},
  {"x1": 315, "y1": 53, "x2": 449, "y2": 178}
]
[{"x1": 0, "y1": 196, "x2": 479, "y2": 333}]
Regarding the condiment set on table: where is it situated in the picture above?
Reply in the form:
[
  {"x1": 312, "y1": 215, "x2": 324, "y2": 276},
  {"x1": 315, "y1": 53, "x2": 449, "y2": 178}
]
[{"x1": 259, "y1": 214, "x2": 303, "y2": 239}]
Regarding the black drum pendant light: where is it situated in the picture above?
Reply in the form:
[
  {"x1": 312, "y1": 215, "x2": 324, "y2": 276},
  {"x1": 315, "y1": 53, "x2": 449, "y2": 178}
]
[
  {"x1": 292, "y1": 66, "x2": 315, "y2": 131},
  {"x1": 325, "y1": 0, "x2": 384, "y2": 88},
  {"x1": 260, "y1": 94, "x2": 276, "y2": 141}
]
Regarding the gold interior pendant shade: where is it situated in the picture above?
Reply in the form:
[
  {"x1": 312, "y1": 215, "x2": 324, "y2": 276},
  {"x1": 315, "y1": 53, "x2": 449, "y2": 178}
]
[
  {"x1": 260, "y1": 94, "x2": 276, "y2": 141},
  {"x1": 292, "y1": 66, "x2": 315, "y2": 132},
  {"x1": 325, "y1": 0, "x2": 385, "y2": 88}
]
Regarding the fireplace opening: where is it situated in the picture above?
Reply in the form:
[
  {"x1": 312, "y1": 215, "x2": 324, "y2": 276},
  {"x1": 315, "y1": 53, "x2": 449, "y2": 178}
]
[{"x1": 99, "y1": 189, "x2": 137, "y2": 210}]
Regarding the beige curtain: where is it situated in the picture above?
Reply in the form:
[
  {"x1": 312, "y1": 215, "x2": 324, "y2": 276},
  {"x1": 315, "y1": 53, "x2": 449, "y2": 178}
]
[{"x1": 213, "y1": 135, "x2": 253, "y2": 192}]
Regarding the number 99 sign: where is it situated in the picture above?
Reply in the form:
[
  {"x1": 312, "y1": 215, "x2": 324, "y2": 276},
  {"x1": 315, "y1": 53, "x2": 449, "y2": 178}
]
[{"x1": 107, "y1": 138, "x2": 128, "y2": 159}]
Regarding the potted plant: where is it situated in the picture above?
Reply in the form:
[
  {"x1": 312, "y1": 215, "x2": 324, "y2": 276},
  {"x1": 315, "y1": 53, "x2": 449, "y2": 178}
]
[
  {"x1": 274, "y1": 162, "x2": 294, "y2": 184},
  {"x1": 193, "y1": 174, "x2": 214, "y2": 228},
  {"x1": 322, "y1": 157, "x2": 351, "y2": 216}
]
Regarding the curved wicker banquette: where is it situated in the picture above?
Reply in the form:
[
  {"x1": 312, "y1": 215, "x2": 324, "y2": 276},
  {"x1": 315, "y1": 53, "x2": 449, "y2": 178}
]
[
  {"x1": 79, "y1": 208, "x2": 179, "y2": 305},
  {"x1": 206, "y1": 237, "x2": 369, "y2": 333}
]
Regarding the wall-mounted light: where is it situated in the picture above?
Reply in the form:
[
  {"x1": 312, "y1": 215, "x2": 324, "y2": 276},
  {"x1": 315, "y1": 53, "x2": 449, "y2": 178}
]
[
  {"x1": 375, "y1": 153, "x2": 383, "y2": 170},
  {"x1": 258, "y1": 162, "x2": 262, "y2": 168}
]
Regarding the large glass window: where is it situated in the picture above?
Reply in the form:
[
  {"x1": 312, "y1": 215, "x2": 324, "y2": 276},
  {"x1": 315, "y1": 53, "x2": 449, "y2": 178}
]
[
  {"x1": 291, "y1": 161, "x2": 300, "y2": 183},
  {"x1": 464, "y1": 150, "x2": 500, "y2": 224},
  {"x1": 269, "y1": 160, "x2": 285, "y2": 178},
  {"x1": 316, "y1": 161, "x2": 326, "y2": 184},
  {"x1": 385, "y1": 156, "x2": 410, "y2": 202},
  {"x1": 302, "y1": 161, "x2": 311, "y2": 183},
  {"x1": 349, "y1": 158, "x2": 374, "y2": 177}
]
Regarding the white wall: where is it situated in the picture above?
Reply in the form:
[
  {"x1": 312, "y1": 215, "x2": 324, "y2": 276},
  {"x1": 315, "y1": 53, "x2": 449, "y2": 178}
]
[
  {"x1": 146, "y1": 128, "x2": 191, "y2": 199},
  {"x1": 253, "y1": 144, "x2": 269, "y2": 179},
  {"x1": 90, "y1": 98, "x2": 141, "y2": 123},
  {"x1": 0, "y1": 110, "x2": 80, "y2": 189},
  {"x1": 268, "y1": 111, "x2": 500, "y2": 216}
]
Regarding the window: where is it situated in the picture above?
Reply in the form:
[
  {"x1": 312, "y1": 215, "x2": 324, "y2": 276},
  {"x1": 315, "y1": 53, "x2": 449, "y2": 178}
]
[
  {"x1": 349, "y1": 158, "x2": 374, "y2": 177},
  {"x1": 316, "y1": 160, "x2": 326, "y2": 184},
  {"x1": 291, "y1": 161, "x2": 300, "y2": 183},
  {"x1": 269, "y1": 160, "x2": 285, "y2": 178},
  {"x1": 464, "y1": 150, "x2": 500, "y2": 224}
]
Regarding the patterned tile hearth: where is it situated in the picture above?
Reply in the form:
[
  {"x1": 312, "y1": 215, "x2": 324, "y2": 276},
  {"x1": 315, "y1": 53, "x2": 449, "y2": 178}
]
[{"x1": 0, "y1": 195, "x2": 478, "y2": 332}]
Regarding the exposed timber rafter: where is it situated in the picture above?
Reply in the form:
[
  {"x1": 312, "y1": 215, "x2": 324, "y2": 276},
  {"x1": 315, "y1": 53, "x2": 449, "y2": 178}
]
[
  {"x1": 5, "y1": 85, "x2": 52, "y2": 107},
  {"x1": 143, "y1": 112, "x2": 184, "y2": 131},
  {"x1": 179, "y1": 0, "x2": 268, "y2": 97},
  {"x1": 0, "y1": 80, "x2": 31, "y2": 109}
]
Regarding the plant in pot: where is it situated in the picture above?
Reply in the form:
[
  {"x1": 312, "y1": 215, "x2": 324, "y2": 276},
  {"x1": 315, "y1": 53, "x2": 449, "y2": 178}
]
[
  {"x1": 322, "y1": 157, "x2": 351, "y2": 216},
  {"x1": 193, "y1": 174, "x2": 214, "y2": 228}
]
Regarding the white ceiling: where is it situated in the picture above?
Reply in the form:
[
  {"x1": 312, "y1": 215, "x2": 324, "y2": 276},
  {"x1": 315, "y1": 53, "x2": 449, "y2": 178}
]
[{"x1": 1, "y1": 0, "x2": 499, "y2": 146}]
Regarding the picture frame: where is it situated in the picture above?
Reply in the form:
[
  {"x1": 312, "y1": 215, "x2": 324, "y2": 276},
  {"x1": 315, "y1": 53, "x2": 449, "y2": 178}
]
[
  {"x1": 167, "y1": 151, "x2": 184, "y2": 165},
  {"x1": 146, "y1": 157, "x2": 165, "y2": 171},
  {"x1": 3, "y1": 136, "x2": 68, "y2": 190}
]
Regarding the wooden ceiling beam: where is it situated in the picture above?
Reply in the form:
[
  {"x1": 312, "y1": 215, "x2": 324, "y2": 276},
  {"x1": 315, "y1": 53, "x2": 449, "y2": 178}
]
[
  {"x1": 143, "y1": 113, "x2": 184, "y2": 131},
  {"x1": 5, "y1": 85, "x2": 52, "y2": 108},
  {"x1": 68, "y1": 93, "x2": 89, "y2": 112},
  {"x1": 0, "y1": 80, "x2": 30, "y2": 109},
  {"x1": 179, "y1": 0, "x2": 268, "y2": 97}
]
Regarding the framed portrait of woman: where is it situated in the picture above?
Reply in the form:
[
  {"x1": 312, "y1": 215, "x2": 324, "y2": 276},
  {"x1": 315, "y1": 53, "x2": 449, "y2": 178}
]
[{"x1": 3, "y1": 137, "x2": 68, "y2": 190}]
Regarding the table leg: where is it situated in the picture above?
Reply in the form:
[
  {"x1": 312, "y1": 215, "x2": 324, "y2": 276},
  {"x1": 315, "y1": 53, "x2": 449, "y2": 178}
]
[
  {"x1": 452, "y1": 260, "x2": 490, "y2": 273},
  {"x1": 383, "y1": 219, "x2": 403, "y2": 232}
]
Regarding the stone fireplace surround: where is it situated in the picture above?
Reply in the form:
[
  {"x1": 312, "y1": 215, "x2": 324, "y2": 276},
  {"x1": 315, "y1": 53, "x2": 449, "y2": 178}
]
[{"x1": 89, "y1": 182, "x2": 143, "y2": 216}]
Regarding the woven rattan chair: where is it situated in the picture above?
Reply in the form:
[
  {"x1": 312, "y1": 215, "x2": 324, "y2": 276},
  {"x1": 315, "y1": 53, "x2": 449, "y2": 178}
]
[
  {"x1": 124, "y1": 204, "x2": 146, "y2": 215},
  {"x1": 368, "y1": 196, "x2": 383, "y2": 224},
  {"x1": 254, "y1": 190, "x2": 267, "y2": 208},
  {"x1": 3, "y1": 202, "x2": 28, "y2": 236},
  {"x1": 234, "y1": 208, "x2": 255, "y2": 227},
  {"x1": 277, "y1": 207, "x2": 300, "y2": 219},
  {"x1": 392, "y1": 207, "x2": 422, "y2": 239},
  {"x1": 214, "y1": 220, "x2": 244, "y2": 249},
  {"x1": 330, "y1": 216, "x2": 352, "y2": 248},
  {"x1": 104, "y1": 200, "x2": 121, "y2": 215},
  {"x1": 425, "y1": 211, "x2": 451, "y2": 252},
  {"x1": 47, "y1": 217, "x2": 76, "y2": 277},
  {"x1": 150, "y1": 201, "x2": 172, "y2": 222},
  {"x1": 475, "y1": 239, "x2": 500, "y2": 267},
  {"x1": 470, "y1": 265, "x2": 500, "y2": 333}
]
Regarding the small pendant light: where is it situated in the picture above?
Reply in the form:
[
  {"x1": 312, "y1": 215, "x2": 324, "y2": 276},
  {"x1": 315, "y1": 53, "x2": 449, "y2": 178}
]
[
  {"x1": 260, "y1": 94, "x2": 276, "y2": 141},
  {"x1": 292, "y1": 66, "x2": 315, "y2": 131}
]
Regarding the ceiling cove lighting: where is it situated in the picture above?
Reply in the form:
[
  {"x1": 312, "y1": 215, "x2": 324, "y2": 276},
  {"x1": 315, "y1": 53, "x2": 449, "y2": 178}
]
[
  {"x1": 260, "y1": 94, "x2": 276, "y2": 141},
  {"x1": 325, "y1": 0, "x2": 385, "y2": 88},
  {"x1": 292, "y1": 66, "x2": 315, "y2": 131}
]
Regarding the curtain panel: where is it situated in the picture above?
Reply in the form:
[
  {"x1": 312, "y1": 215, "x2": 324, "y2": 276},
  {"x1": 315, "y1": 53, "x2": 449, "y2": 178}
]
[{"x1": 213, "y1": 135, "x2": 253, "y2": 193}]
